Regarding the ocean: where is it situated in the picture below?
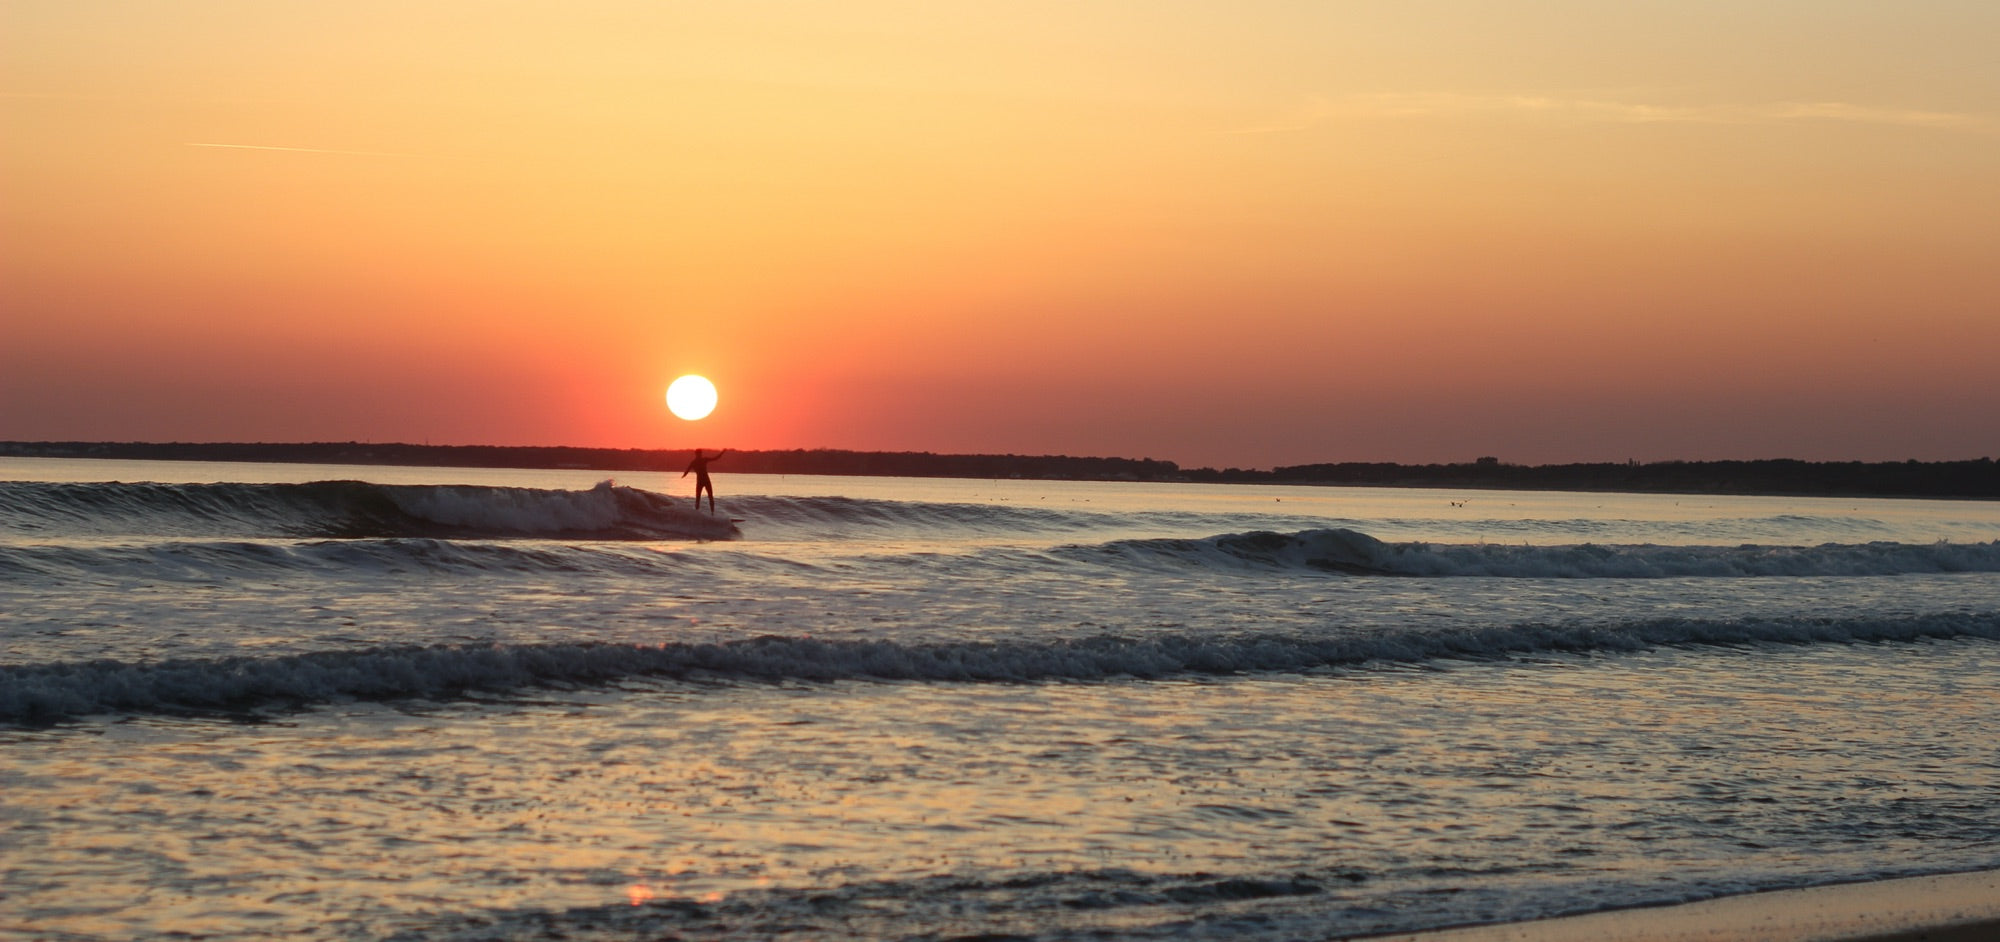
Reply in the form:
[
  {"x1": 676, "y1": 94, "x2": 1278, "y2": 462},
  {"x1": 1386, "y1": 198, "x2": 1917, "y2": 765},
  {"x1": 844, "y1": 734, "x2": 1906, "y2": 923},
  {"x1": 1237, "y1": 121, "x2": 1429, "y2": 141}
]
[{"x1": 3, "y1": 457, "x2": 1998, "y2": 941}]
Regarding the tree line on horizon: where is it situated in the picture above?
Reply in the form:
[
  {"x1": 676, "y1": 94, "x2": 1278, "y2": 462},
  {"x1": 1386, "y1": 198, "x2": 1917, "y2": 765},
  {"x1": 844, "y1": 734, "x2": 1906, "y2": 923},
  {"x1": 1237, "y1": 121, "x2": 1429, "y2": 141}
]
[
  {"x1": 1220, "y1": 456, "x2": 1999, "y2": 499},
  {"x1": 3, "y1": 441, "x2": 1995, "y2": 498}
]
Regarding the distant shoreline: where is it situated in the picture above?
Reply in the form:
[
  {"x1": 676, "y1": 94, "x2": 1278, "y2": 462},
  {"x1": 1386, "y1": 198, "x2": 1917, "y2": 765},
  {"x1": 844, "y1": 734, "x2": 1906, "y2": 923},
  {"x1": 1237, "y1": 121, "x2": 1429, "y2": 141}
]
[{"x1": 3, "y1": 441, "x2": 1996, "y2": 500}]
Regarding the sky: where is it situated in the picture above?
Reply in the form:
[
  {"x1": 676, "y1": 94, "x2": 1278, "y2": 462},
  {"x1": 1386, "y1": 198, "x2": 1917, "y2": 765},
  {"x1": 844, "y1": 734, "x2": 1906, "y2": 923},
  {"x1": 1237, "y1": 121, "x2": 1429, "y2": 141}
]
[{"x1": 5, "y1": 1, "x2": 1998, "y2": 469}]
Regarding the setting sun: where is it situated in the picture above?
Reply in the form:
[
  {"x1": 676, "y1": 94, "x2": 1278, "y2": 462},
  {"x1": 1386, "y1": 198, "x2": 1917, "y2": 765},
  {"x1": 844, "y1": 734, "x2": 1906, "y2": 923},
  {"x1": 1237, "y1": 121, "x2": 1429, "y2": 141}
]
[{"x1": 665, "y1": 375, "x2": 718, "y2": 421}]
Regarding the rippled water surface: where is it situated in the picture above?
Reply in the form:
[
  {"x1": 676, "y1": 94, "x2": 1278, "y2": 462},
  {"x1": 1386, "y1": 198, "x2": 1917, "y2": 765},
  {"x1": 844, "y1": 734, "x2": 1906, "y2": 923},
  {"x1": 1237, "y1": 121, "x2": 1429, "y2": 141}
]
[{"x1": 3, "y1": 458, "x2": 1999, "y2": 940}]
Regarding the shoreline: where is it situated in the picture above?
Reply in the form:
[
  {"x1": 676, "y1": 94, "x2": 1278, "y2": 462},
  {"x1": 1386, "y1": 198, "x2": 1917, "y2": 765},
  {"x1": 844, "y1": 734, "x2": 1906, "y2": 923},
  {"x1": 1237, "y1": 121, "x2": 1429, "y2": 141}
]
[{"x1": 1354, "y1": 869, "x2": 2000, "y2": 942}]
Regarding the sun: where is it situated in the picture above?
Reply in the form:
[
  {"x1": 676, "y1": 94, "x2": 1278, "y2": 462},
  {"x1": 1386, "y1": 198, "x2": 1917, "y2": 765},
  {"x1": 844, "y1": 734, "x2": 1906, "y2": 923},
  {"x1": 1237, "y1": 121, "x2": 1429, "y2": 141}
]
[{"x1": 665, "y1": 374, "x2": 718, "y2": 421}]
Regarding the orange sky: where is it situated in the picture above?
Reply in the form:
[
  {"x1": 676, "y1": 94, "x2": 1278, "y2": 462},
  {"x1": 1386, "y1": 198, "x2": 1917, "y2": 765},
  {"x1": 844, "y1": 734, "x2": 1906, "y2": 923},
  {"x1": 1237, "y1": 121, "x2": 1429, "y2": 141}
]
[{"x1": 5, "y1": 2, "x2": 1997, "y2": 468}]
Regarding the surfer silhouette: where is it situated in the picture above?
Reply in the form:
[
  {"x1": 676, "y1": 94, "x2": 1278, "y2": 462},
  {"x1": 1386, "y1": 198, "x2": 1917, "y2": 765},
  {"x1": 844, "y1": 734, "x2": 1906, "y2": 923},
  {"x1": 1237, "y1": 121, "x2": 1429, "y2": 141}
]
[{"x1": 682, "y1": 449, "x2": 727, "y2": 513}]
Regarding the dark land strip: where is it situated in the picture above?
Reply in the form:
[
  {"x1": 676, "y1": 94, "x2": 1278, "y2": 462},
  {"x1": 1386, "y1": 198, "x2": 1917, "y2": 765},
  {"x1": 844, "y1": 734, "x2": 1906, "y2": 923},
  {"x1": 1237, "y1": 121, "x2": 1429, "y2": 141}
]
[{"x1": 4, "y1": 441, "x2": 1995, "y2": 499}]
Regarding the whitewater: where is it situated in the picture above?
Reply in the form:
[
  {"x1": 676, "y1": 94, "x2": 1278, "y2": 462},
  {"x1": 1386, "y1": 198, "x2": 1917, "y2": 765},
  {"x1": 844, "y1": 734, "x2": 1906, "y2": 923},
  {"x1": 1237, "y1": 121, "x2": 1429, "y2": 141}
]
[{"x1": 3, "y1": 457, "x2": 1998, "y2": 941}]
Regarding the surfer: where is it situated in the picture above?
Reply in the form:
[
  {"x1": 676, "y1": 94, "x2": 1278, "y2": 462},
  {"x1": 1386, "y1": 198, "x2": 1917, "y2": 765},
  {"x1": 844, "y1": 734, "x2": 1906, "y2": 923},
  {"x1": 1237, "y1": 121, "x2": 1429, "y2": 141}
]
[{"x1": 682, "y1": 449, "x2": 727, "y2": 513}]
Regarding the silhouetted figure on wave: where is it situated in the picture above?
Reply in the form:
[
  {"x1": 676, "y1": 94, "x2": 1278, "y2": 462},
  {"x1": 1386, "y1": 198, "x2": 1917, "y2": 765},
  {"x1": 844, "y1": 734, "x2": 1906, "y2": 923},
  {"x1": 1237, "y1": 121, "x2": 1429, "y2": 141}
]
[{"x1": 682, "y1": 449, "x2": 727, "y2": 513}]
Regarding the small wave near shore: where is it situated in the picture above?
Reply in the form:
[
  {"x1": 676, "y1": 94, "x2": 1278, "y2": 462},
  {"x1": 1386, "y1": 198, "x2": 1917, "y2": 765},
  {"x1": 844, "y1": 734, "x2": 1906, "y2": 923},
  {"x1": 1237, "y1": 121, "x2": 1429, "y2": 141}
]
[{"x1": 8, "y1": 611, "x2": 1997, "y2": 722}]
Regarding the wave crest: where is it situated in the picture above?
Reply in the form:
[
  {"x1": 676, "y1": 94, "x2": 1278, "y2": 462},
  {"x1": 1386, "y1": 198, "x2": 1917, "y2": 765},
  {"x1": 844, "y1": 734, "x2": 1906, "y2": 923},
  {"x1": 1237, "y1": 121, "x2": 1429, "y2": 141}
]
[
  {"x1": 0, "y1": 480, "x2": 737, "y2": 541},
  {"x1": 1079, "y1": 529, "x2": 2000, "y2": 578},
  {"x1": 8, "y1": 612, "x2": 1997, "y2": 722}
]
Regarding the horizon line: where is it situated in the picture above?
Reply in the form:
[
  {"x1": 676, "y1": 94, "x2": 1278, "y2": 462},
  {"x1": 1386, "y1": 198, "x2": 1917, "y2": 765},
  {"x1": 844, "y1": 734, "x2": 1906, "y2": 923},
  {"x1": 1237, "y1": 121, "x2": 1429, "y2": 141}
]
[{"x1": 3, "y1": 440, "x2": 1994, "y2": 472}]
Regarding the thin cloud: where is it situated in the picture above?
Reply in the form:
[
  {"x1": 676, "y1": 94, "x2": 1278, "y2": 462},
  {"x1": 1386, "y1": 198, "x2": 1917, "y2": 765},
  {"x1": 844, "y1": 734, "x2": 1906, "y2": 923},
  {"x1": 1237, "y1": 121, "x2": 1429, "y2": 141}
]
[{"x1": 1770, "y1": 101, "x2": 1985, "y2": 130}]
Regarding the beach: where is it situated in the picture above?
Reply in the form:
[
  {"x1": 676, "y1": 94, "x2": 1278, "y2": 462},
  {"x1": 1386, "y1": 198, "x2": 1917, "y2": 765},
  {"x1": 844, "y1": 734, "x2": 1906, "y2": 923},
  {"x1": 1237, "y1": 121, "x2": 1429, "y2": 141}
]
[{"x1": 1364, "y1": 868, "x2": 2000, "y2": 942}]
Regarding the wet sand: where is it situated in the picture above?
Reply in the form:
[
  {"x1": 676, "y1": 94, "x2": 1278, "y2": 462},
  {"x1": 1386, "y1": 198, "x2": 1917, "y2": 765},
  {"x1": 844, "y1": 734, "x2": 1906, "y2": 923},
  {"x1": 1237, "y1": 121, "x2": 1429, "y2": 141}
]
[{"x1": 1356, "y1": 869, "x2": 2000, "y2": 942}]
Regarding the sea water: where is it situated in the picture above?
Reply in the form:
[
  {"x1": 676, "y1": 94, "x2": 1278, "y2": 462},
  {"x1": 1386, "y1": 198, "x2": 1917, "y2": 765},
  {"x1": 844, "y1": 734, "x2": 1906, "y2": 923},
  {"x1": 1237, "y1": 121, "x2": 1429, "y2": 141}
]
[{"x1": 2, "y1": 457, "x2": 1997, "y2": 941}]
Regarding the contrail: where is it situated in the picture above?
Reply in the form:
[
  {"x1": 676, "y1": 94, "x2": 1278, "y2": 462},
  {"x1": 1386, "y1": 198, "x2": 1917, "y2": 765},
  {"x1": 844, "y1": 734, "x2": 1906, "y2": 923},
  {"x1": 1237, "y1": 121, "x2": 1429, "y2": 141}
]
[{"x1": 184, "y1": 142, "x2": 428, "y2": 158}]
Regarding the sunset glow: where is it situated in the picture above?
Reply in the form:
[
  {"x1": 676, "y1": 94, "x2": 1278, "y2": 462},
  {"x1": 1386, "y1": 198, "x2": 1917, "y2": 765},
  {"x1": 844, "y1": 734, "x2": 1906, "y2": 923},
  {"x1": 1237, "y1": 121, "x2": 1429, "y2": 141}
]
[{"x1": 4, "y1": 2, "x2": 1997, "y2": 465}]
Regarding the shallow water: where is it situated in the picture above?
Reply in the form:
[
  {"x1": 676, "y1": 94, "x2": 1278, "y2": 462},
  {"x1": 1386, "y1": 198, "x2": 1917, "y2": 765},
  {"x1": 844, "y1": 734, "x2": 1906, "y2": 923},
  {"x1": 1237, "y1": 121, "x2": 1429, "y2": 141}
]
[{"x1": 3, "y1": 457, "x2": 1998, "y2": 940}]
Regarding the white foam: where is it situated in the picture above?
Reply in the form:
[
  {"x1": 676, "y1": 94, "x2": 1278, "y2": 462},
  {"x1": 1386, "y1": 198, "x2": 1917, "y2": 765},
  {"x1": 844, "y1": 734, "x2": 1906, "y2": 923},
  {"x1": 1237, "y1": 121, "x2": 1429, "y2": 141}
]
[
  {"x1": 0, "y1": 480, "x2": 736, "y2": 541},
  {"x1": 388, "y1": 480, "x2": 736, "y2": 539}
]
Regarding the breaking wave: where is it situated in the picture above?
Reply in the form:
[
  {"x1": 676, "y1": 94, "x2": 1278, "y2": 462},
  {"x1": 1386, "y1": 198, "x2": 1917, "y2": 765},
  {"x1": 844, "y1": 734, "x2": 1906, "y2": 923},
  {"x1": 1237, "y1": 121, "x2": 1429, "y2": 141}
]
[
  {"x1": 0, "y1": 480, "x2": 738, "y2": 541},
  {"x1": 7, "y1": 612, "x2": 1997, "y2": 722},
  {"x1": 1075, "y1": 528, "x2": 2000, "y2": 578}
]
